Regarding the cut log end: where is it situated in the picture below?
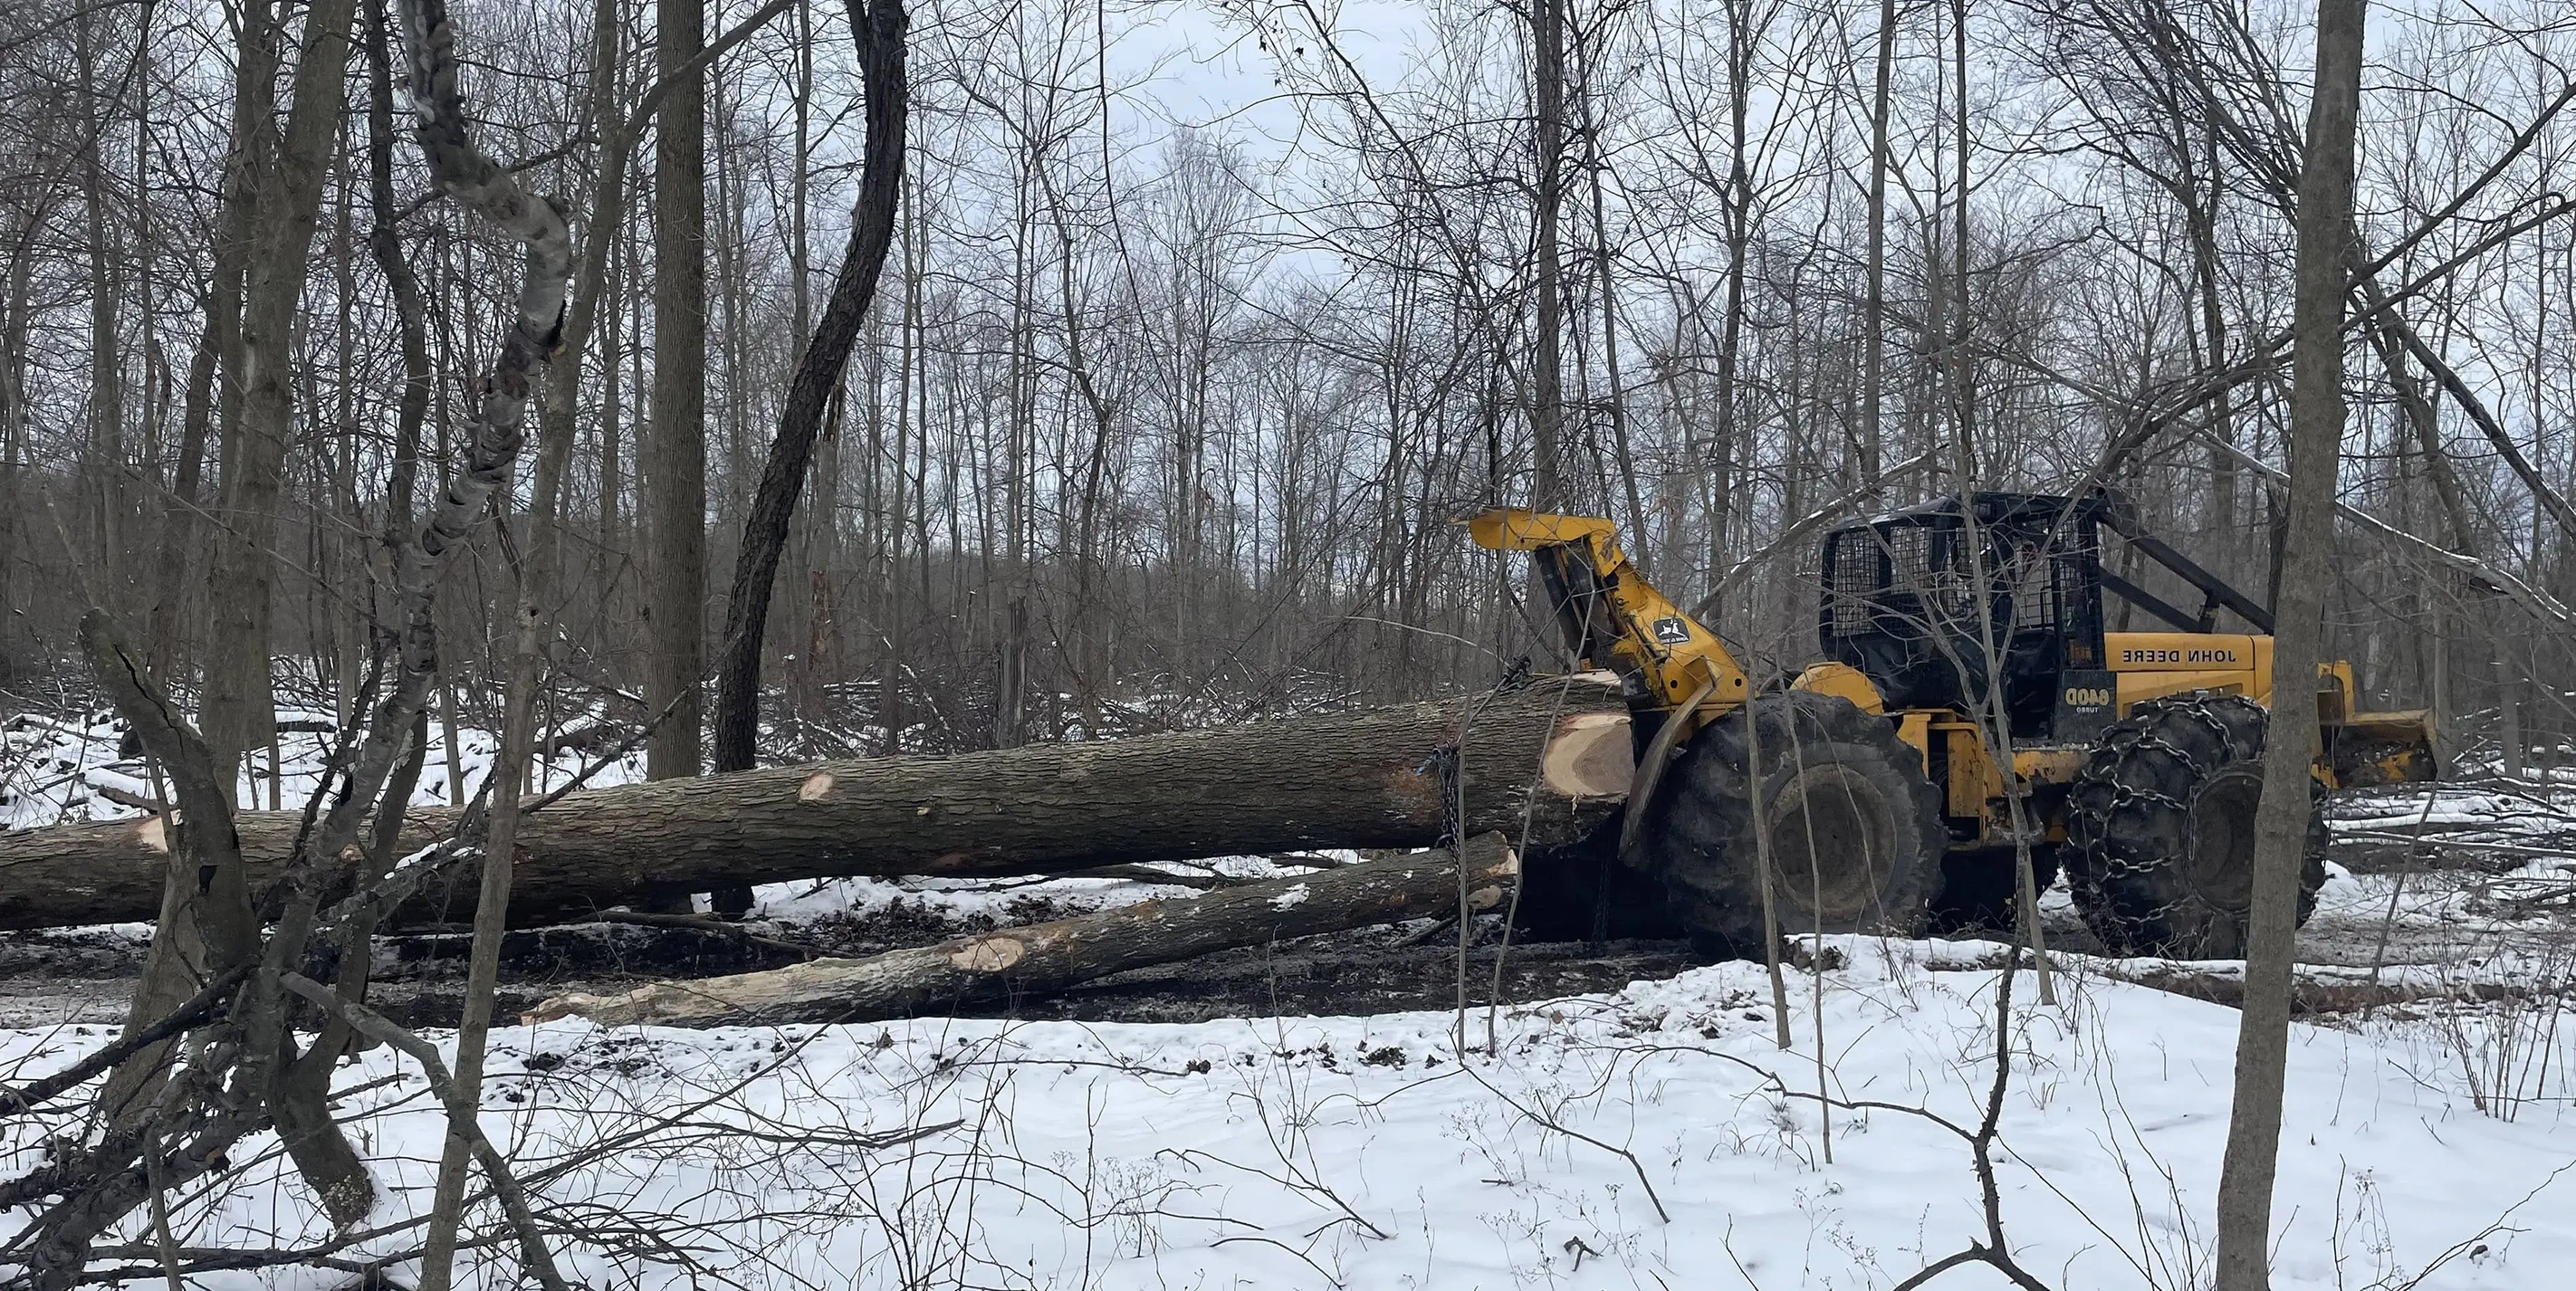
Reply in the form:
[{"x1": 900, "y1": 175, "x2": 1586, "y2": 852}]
[{"x1": 1542, "y1": 712, "x2": 1634, "y2": 800}]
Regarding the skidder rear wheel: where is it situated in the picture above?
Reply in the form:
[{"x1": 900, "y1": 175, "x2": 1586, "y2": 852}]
[
  {"x1": 2064, "y1": 694, "x2": 2328, "y2": 958},
  {"x1": 1630, "y1": 692, "x2": 1947, "y2": 957}
]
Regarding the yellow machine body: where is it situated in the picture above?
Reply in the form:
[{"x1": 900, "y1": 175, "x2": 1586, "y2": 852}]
[{"x1": 1803, "y1": 634, "x2": 2436, "y2": 846}]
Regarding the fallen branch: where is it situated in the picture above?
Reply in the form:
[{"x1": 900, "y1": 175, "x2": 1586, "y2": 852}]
[
  {"x1": 530, "y1": 833, "x2": 1522, "y2": 1028},
  {"x1": 87, "y1": 783, "x2": 168, "y2": 814}
]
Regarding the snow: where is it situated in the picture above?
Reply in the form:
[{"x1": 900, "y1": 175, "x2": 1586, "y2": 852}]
[
  {"x1": 1269, "y1": 881, "x2": 1313, "y2": 910},
  {"x1": 0, "y1": 708, "x2": 647, "y2": 829},
  {"x1": 9, "y1": 712, "x2": 2576, "y2": 1286},
  {"x1": 5, "y1": 942, "x2": 2573, "y2": 1288},
  {"x1": 744, "y1": 853, "x2": 1339, "y2": 927}
]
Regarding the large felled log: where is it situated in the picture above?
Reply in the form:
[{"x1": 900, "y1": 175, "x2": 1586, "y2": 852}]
[
  {"x1": 0, "y1": 676, "x2": 1629, "y2": 932},
  {"x1": 528, "y1": 833, "x2": 1522, "y2": 1027}
]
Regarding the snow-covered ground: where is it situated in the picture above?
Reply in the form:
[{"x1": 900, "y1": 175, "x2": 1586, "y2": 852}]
[
  {"x1": 9, "y1": 708, "x2": 2576, "y2": 1286},
  {"x1": 0, "y1": 706, "x2": 647, "y2": 829},
  {"x1": 5, "y1": 941, "x2": 2571, "y2": 1289}
]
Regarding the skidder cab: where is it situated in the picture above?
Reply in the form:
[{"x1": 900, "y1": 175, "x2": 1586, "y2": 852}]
[{"x1": 1470, "y1": 488, "x2": 2437, "y2": 959}]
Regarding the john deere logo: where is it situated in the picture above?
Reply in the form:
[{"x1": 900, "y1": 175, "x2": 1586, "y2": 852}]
[
  {"x1": 1651, "y1": 617, "x2": 1690, "y2": 645},
  {"x1": 2064, "y1": 686, "x2": 2112, "y2": 707},
  {"x1": 2121, "y1": 646, "x2": 2240, "y2": 665}
]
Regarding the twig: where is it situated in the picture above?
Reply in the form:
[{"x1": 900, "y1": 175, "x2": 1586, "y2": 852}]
[
  {"x1": 2367, "y1": 786, "x2": 2443, "y2": 1014},
  {"x1": 1889, "y1": 952, "x2": 2057, "y2": 1291},
  {"x1": 1451, "y1": 1058, "x2": 1671, "y2": 1223}
]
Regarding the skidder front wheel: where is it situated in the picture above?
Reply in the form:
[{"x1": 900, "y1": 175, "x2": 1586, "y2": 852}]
[
  {"x1": 1629, "y1": 691, "x2": 1948, "y2": 957},
  {"x1": 2064, "y1": 694, "x2": 2328, "y2": 958}
]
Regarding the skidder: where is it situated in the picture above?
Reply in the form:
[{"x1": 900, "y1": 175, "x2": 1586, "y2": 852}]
[{"x1": 1471, "y1": 489, "x2": 2434, "y2": 958}]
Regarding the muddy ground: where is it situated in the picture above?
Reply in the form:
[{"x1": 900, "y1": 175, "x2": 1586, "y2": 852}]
[
  {"x1": 0, "y1": 870, "x2": 2559, "y2": 1032},
  {"x1": 0, "y1": 908, "x2": 1715, "y2": 1030}
]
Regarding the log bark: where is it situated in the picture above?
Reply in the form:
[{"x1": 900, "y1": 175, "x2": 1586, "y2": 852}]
[
  {"x1": 529, "y1": 833, "x2": 1522, "y2": 1027},
  {"x1": 0, "y1": 676, "x2": 1630, "y2": 932}
]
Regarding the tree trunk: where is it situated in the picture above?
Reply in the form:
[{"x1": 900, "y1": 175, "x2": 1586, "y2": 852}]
[
  {"x1": 710, "y1": 0, "x2": 906, "y2": 779},
  {"x1": 80, "y1": 617, "x2": 259, "y2": 1132},
  {"x1": 646, "y1": 0, "x2": 708, "y2": 785},
  {"x1": 2213, "y1": 2, "x2": 2366, "y2": 1286},
  {"x1": 199, "y1": 0, "x2": 359, "y2": 786},
  {"x1": 531, "y1": 833, "x2": 1522, "y2": 1027},
  {"x1": 417, "y1": 0, "x2": 619, "y2": 1269},
  {"x1": 1528, "y1": 0, "x2": 1566, "y2": 509},
  {"x1": 76, "y1": 7, "x2": 126, "y2": 596},
  {"x1": 1859, "y1": 0, "x2": 1896, "y2": 489},
  {"x1": 145, "y1": 310, "x2": 217, "y2": 683},
  {"x1": 0, "y1": 678, "x2": 1631, "y2": 931}
]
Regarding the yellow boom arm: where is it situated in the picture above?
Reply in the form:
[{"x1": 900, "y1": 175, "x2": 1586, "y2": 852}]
[
  {"x1": 1466, "y1": 510, "x2": 1749, "y2": 717},
  {"x1": 1469, "y1": 509, "x2": 1754, "y2": 854}
]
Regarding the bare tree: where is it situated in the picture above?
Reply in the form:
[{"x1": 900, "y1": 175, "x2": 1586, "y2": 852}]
[
  {"x1": 2213, "y1": 1, "x2": 2367, "y2": 1286},
  {"x1": 646, "y1": 0, "x2": 711, "y2": 790},
  {"x1": 712, "y1": 0, "x2": 910, "y2": 799}
]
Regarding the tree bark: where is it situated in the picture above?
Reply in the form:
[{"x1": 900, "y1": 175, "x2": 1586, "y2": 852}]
[
  {"x1": 144, "y1": 309, "x2": 216, "y2": 683},
  {"x1": 531, "y1": 833, "x2": 1522, "y2": 1027},
  {"x1": 75, "y1": 7, "x2": 125, "y2": 595},
  {"x1": 199, "y1": 0, "x2": 359, "y2": 784},
  {"x1": 387, "y1": 3, "x2": 587, "y2": 1277},
  {"x1": 1858, "y1": 0, "x2": 1896, "y2": 489},
  {"x1": 706, "y1": 0, "x2": 905, "y2": 921},
  {"x1": 78, "y1": 614, "x2": 258, "y2": 1130},
  {"x1": 1528, "y1": 0, "x2": 1566, "y2": 508},
  {"x1": 363, "y1": 0, "x2": 433, "y2": 552},
  {"x1": 646, "y1": 0, "x2": 708, "y2": 784},
  {"x1": 0, "y1": 677, "x2": 1631, "y2": 931},
  {"x1": 711, "y1": 0, "x2": 906, "y2": 778},
  {"x1": 2214, "y1": 2, "x2": 2366, "y2": 1286}
]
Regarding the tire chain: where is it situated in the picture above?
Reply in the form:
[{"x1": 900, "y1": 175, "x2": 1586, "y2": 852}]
[{"x1": 2067, "y1": 694, "x2": 2276, "y2": 952}]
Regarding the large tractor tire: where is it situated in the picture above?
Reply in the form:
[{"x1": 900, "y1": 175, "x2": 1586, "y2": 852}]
[
  {"x1": 2064, "y1": 694, "x2": 2328, "y2": 958},
  {"x1": 1629, "y1": 691, "x2": 1948, "y2": 957}
]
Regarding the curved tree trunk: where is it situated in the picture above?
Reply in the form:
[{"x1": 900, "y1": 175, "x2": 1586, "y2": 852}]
[{"x1": 712, "y1": 0, "x2": 907, "y2": 777}]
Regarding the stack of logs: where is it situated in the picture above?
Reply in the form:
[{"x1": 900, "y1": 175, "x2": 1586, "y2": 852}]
[{"x1": 0, "y1": 675, "x2": 1636, "y2": 1027}]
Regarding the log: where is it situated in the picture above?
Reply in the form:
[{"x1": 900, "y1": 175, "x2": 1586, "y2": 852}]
[
  {"x1": 0, "y1": 676, "x2": 1630, "y2": 932},
  {"x1": 527, "y1": 833, "x2": 1522, "y2": 1027}
]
